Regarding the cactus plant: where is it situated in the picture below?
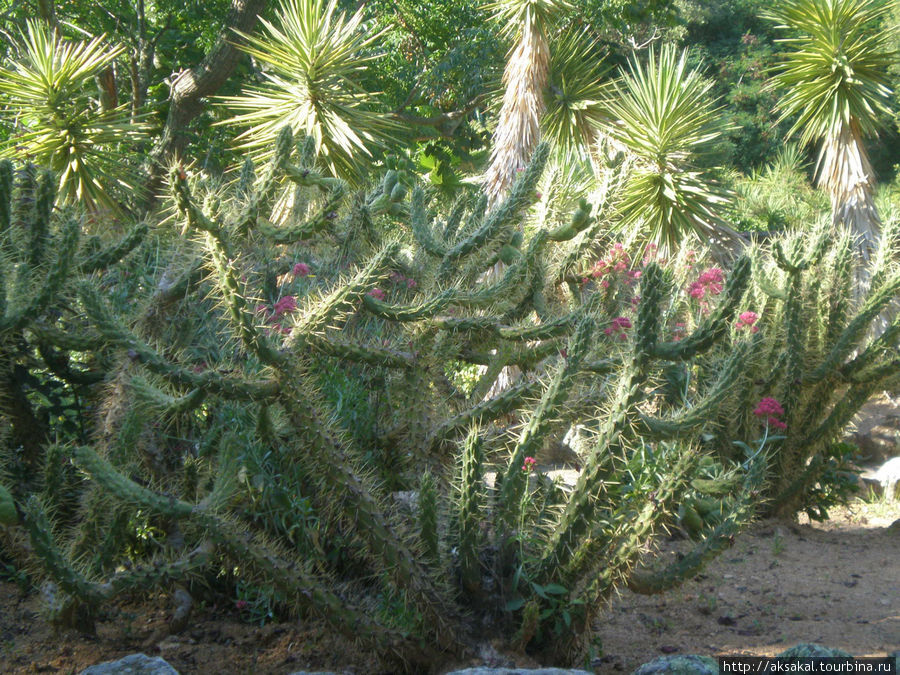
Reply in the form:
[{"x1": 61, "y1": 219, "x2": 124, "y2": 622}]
[{"x1": 1, "y1": 129, "x2": 892, "y2": 670}]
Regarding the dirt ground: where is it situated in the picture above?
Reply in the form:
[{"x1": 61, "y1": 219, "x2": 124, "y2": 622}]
[{"x1": 1, "y1": 500, "x2": 897, "y2": 675}]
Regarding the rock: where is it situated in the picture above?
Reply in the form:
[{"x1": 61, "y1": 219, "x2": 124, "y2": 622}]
[
  {"x1": 632, "y1": 655, "x2": 718, "y2": 675},
  {"x1": 776, "y1": 644, "x2": 852, "y2": 658},
  {"x1": 445, "y1": 670, "x2": 593, "y2": 675},
  {"x1": 79, "y1": 653, "x2": 180, "y2": 675},
  {"x1": 873, "y1": 457, "x2": 900, "y2": 500},
  {"x1": 286, "y1": 672, "x2": 339, "y2": 675},
  {"x1": 848, "y1": 396, "x2": 900, "y2": 464}
]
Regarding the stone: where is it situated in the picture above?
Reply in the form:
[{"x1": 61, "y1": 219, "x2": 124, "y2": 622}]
[
  {"x1": 873, "y1": 457, "x2": 900, "y2": 499},
  {"x1": 79, "y1": 653, "x2": 180, "y2": 675},
  {"x1": 445, "y1": 670, "x2": 593, "y2": 675},
  {"x1": 776, "y1": 644, "x2": 852, "y2": 658},
  {"x1": 632, "y1": 655, "x2": 718, "y2": 675},
  {"x1": 847, "y1": 396, "x2": 900, "y2": 464}
]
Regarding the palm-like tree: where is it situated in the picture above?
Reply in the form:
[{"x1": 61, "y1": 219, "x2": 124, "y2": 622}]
[
  {"x1": 0, "y1": 21, "x2": 148, "y2": 214},
  {"x1": 542, "y1": 28, "x2": 610, "y2": 160},
  {"x1": 482, "y1": 0, "x2": 571, "y2": 208},
  {"x1": 604, "y1": 44, "x2": 743, "y2": 257},
  {"x1": 765, "y1": 0, "x2": 895, "y2": 261},
  {"x1": 218, "y1": 0, "x2": 395, "y2": 182}
]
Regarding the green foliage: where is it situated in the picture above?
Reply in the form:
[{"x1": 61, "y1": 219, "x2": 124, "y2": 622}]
[
  {"x1": 541, "y1": 29, "x2": 610, "y2": 155},
  {"x1": 0, "y1": 135, "x2": 764, "y2": 668},
  {"x1": 486, "y1": 0, "x2": 573, "y2": 38},
  {"x1": 603, "y1": 44, "x2": 741, "y2": 254},
  {"x1": 728, "y1": 144, "x2": 828, "y2": 232},
  {"x1": 219, "y1": 0, "x2": 397, "y2": 180},
  {"x1": 0, "y1": 123, "x2": 896, "y2": 671},
  {"x1": 764, "y1": 0, "x2": 895, "y2": 147},
  {"x1": 0, "y1": 22, "x2": 149, "y2": 213}
]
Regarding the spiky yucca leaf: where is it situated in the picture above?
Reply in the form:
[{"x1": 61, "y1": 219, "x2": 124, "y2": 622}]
[
  {"x1": 765, "y1": 0, "x2": 894, "y2": 147},
  {"x1": 0, "y1": 21, "x2": 148, "y2": 213},
  {"x1": 541, "y1": 28, "x2": 609, "y2": 156},
  {"x1": 604, "y1": 45, "x2": 742, "y2": 256},
  {"x1": 218, "y1": 0, "x2": 394, "y2": 181},
  {"x1": 765, "y1": 0, "x2": 895, "y2": 257},
  {"x1": 486, "y1": 0, "x2": 573, "y2": 37}
]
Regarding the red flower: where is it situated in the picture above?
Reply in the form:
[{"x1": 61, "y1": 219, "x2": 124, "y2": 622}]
[{"x1": 292, "y1": 262, "x2": 311, "y2": 277}]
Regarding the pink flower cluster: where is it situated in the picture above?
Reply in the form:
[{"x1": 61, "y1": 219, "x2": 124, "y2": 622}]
[
  {"x1": 604, "y1": 316, "x2": 632, "y2": 340},
  {"x1": 389, "y1": 271, "x2": 417, "y2": 289},
  {"x1": 585, "y1": 243, "x2": 641, "y2": 288},
  {"x1": 735, "y1": 311, "x2": 759, "y2": 333},
  {"x1": 522, "y1": 456, "x2": 537, "y2": 472},
  {"x1": 688, "y1": 267, "x2": 725, "y2": 300},
  {"x1": 292, "y1": 262, "x2": 311, "y2": 277},
  {"x1": 255, "y1": 295, "x2": 299, "y2": 335},
  {"x1": 753, "y1": 397, "x2": 786, "y2": 431},
  {"x1": 367, "y1": 287, "x2": 386, "y2": 301}
]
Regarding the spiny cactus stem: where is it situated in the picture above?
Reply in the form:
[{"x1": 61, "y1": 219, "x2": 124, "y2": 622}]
[
  {"x1": 37, "y1": 341, "x2": 105, "y2": 385},
  {"x1": 426, "y1": 379, "x2": 542, "y2": 451},
  {"x1": 419, "y1": 470, "x2": 439, "y2": 564},
  {"x1": 637, "y1": 343, "x2": 748, "y2": 440},
  {"x1": 651, "y1": 256, "x2": 751, "y2": 361},
  {"x1": 79, "y1": 222, "x2": 149, "y2": 274},
  {"x1": 77, "y1": 282, "x2": 280, "y2": 400},
  {"x1": 498, "y1": 316, "x2": 593, "y2": 528},
  {"x1": 27, "y1": 170, "x2": 54, "y2": 268},
  {"x1": 255, "y1": 186, "x2": 345, "y2": 244},
  {"x1": 305, "y1": 333, "x2": 417, "y2": 369},
  {"x1": 570, "y1": 445, "x2": 700, "y2": 605},
  {"x1": 0, "y1": 159, "x2": 12, "y2": 234},
  {"x1": 627, "y1": 461, "x2": 763, "y2": 595},
  {"x1": 458, "y1": 426, "x2": 484, "y2": 593},
  {"x1": 206, "y1": 232, "x2": 283, "y2": 365},
  {"x1": 73, "y1": 440, "x2": 407, "y2": 653},
  {"x1": 29, "y1": 322, "x2": 104, "y2": 352},
  {"x1": 810, "y1": 273, "x2": 900, "y2": 382},
  {"x1": 172, "y1": 171, "x2": 221, "y2": 237},
  {"x1": 231, "y1": 139, "x2": 293, "y2": 236},
  {"x1": 290, "y1": 243, "x2": 398, "y2": 342},
  {"x1": 130, "y1": 375, "x2": 207, "y2": 415},
  {"x1": 2, "y1": 218, "x2": 79, "y2": 332},
  {"x1": 74, "y1": 446, "x2": 194, "y2": 518},
  {"x1": 540, "y1": 358, "x2": 648, "y2": 576},
  {"x1": 277, "y1": 368, "x2": 467, "y2": 653},
  {"x1": 459, "y1": 340, "x2": 562, "y2": 369},
  {"x1": 438, "y1": 144, "x2": 549, "y2": 277},
  {"x1": 363, "y1": 289, "x2": 456, "y2": 321},
  {"x1": 23, "y1": 496, "x2": 103, "y2": 606},
  {"x1": 281, "y1": 161, "x2": 345, "y2": 192},
  {"x1": 582, "y1": 358, "x2": 619, "y2": 374},
  {"x1": 410, "y1": 185, "x2": 447, "y2": 257}
]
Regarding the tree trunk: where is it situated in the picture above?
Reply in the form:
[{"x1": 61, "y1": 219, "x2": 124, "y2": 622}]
[{"x1": 144, "y1": 0, "x2": 267, "y2": 203}]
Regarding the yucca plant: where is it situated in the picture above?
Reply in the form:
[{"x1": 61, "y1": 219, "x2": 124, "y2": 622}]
[
  {"x1": 482, "y1": 0, "x2": 571, "y2": 207},
  {"x1": 541, "y1": 28, "x2": 609, "y2": 159},
  {"x1": 603, "y1": 45, "x2": 744, "y2": 257},
  {"x1": 0, "y1": 22, "x2": 148, "y2": 214},
  {"x1": 218, "y1": 0, "x2": 395, "y2": 181},
  {"x1": 764, "y1": 0, "x2": 896, "y2": 261}
]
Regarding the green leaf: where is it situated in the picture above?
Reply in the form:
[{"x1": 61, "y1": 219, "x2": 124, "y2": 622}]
[
  {"x1": 505, "y1": 596, "x2": 526, "y2": 612},
  {"x1": 542, "y1": 583, "x2": 568, "y2": 595}
]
